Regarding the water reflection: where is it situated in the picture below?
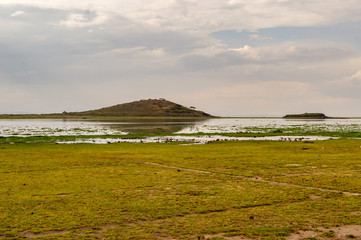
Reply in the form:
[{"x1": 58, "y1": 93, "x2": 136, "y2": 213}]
[
  {"x1": 85, "y1": 118, "x2": 207, "y2": 134},
  {"x1": 0, "y1": 118, "x2": 206, "y2": 136}
]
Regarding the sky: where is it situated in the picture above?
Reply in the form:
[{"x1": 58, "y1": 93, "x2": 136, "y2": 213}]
[{"x1": 1, "y1": 0, "x2": 361, "y2": 117}]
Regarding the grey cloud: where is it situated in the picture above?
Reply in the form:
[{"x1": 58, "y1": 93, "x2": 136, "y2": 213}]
[
  {"x1": 2, "y1": 2, "x2": 361, "y2": 116},
  {"x1": 180, "y1": 51, "x2": 246, "y2": 70},
  {"x1": 0, "y1": 5, "x2": 206, "y2": 86},
  {"x1": 211, "y1": 21, "x2": 361, "y2": 50},
  {"x1": 0, "y1": 5, "x2": 206, "y2": 55},
  {"x1": 179, "y1": 42, "x2": 357, "y2": 72},
  {"x1": 257, "y1": 43, "x2": 357, "y2": 63},
  {"x1": 318, "y1": 70, "x2": 361, "y2": 99}
]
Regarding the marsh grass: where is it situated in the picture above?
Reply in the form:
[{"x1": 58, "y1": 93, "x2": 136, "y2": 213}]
[
  {"x1": 2, "y1": 126, "x2": 361, "y2": 146},
  {"x1": 1, "y1": 140, "x2": 361, "y2": 239}
]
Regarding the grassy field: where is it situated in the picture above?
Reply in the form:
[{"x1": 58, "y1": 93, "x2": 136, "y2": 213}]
[{"x1": 1, "y1": 140, "x2": 361, "y2": 239}]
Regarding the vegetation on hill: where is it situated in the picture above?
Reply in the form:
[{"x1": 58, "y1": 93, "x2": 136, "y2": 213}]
[
  {"x1": 0, "y1": 99, "x2": 214, "y2": 118},
  {"x1": 283, "y1": 113, "x2": 329, "y2": 119},
  {"x1": 66, "y1": 99, "x2": 213, "y2": 118}
]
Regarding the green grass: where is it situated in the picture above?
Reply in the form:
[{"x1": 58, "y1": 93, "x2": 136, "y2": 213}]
[{"x1": 1, "y1": 140, "x2": 361, "y2": 239}]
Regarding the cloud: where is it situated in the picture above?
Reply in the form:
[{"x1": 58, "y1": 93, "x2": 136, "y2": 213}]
[
  {"x1": 166, "y1": 80, "x2": 353, "y2": 116},
  {"x1": 10, "y1": 10, "x2": 24, "y2": 17},
  {"x1": 230, "y1": 42, "x2": 356, "y2": 62},
  {"x1": 328, "y1": 70, "x2": 361, "y2": 89},
  {"x1": 57, "y1": 12, "x2": 108, "y2": 28},
  {"x1": 180, "y1": 41, "x2": 356, "y2": 71},
  {"x1": 0, "y1": 84, "x2": 33, "y2": 113},
  {"x1": 1, "y1": 2, "x2": 361, "y2": 116},
  {"x1": 350, "y1": 70, "x2": 361, "y2": 81},
  {"x1": 2, "y1": 0, "x2": 361, "y2": 33}
]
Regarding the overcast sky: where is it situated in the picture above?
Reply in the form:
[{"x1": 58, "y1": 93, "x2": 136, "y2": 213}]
[{"x1": 1, "y1": 0, "x2": 361, "y2": 116}]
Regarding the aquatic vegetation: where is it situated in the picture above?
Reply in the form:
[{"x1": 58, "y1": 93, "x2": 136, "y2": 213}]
[
  {"x1": 0, "y1": 119, "x2": 125, "y2": 137},
  {"x1": 57, "y1": 135, "x2": 336, "y2": 144},
  {"x1": 1, "y1": 118, "x2": 361, "y2": 144},
  {"x1": 178, "y1": 118, "x2": 361, "y2": 135}
]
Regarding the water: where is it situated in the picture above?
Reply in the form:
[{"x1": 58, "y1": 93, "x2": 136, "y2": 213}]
[
  {"x1": 0, "y1": 119, "x2": 202, "y2": 137},
  {"x1": 1, "y1": 118, "x2": 361, "y2": 137},
  {"x1": 0, "y1": 119, "x2": 124, "y2": 137},
  {"x1": 178, "y1": 118, "x2": 361, "y2": 134},
  {"x1": 1, "y1": 118, "x2": 360, "y2": 144}
]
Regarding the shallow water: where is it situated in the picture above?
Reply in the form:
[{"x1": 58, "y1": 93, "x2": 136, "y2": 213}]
[
  {"x1": 0, "y1": 118, "x2": 204, "y2": 136},
  {"x1": 1, "y1": 118, "x2": 361, "y2": 137},
  {"x1": 177, "y1": 118, "x2": 361, "y2": 133},
  {"x1": 0, "y1": 119, "x2": 125, "y2": 137}
]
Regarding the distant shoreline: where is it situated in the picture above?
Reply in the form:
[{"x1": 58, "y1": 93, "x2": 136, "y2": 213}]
[
  {"x1": 0, "y1": 115, "x2": 359, "y2": 120},
  {"x1": 0, "y1": 115, "x2": 216, "y2": 120}
]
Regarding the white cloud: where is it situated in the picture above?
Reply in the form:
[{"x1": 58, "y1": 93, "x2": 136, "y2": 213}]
[
  {"x1": 330, "y1": 70, "x2": 361, "y2": 87},
  {"x1": 350, "y1": 70, "x2": 361, "y2": 81},
  {"x1": 57, "y1": 12, "x2": 108, "y2": 28},
  {"x1": 229, "y1": 45, "x2": 260, "y2": 60},
  {"x1": 2, "y1": 0, "x2": 361, "y2": 33},
  {"x1": 181, "y1": 41, "x2": 356, "y2": 72},
  {"x1": 10, "y1": 10, "x2": 24, "y2": 17},
  {"x1": 229, "y1": 42, "x2": 355, "y2": 63},
  {"x1": 109, "y1": 46, "x2": 166, "y2": 57}
]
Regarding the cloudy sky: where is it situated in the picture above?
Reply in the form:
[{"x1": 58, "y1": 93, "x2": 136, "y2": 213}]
[{"x1": 1, "y1": 0, "x2": 361, "y2": 116}]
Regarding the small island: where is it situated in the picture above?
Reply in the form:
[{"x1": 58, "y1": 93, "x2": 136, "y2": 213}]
[
  {"x1": 283, "y1": 113, "x2": 329, "y2": 119},
  {"x1": 66, "y1": 99, "x2": 214, "y2": 118},
  {"x1": 0, "y1": 99, "x2": 214, "y2": 119}
]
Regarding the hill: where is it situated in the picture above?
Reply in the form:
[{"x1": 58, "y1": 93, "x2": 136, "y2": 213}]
[
  {"x1": 283, "y1": 113, "x2": 329, "y2": 119},
  {"x1": 65, "y1": 99, "x2": 213, "y2": 118}
]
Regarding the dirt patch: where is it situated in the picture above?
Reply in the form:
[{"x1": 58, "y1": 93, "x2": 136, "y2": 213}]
[
  {"x1": 351, "y1": 211, "x2": 361, "y2": 215},
  {"x1": 308, "y1": 194, "x2": 322, "y2": 200},
  {"x1": 287, "y1": 230, "x2": 318, "y2": 240},
  {"x1": 203, "y1": 233, "x2": 251, "y2": 239},
  {"x1": 152, "y1": 233, "x2": 178, "y2": 240},
  {"x1": 20, "y1": 223, "x2": 119, "y2": 238},
  {"x1": 56, "y1": 193, "x2": 73, "y2": 197},
  {"x1": 21, "y1": 229, "x2": 71, "y2": 238},
  {"x1": 332, "y1": 225, "x2": 361, "y2": 239},
  {"x1": 286, "y1": 164, "x2": 302, "y2": 167},
  {"x1": 287, "y1": 225, "x2": 361, "y2": 240},
  {"x1": 98, "y1": 223, "x2": 118, "y2": 230}
]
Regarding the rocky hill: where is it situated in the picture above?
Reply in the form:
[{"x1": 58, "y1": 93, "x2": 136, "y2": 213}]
[{"x1": 65, "y1": 99, "x2": 213, "y2": 118}]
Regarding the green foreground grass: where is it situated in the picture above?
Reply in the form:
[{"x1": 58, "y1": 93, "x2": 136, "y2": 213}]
[{"x1": 1, "y1": 140, "x2": 361, "y2": 239}]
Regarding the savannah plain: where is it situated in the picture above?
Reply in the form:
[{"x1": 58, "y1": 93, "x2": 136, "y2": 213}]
[{"x1": 1, "y1": 137, "x2": 361, "y2": 239}]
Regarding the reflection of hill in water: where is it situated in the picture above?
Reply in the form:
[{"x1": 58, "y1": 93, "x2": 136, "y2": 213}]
[{"x1": 94, "y1": 119, "x2": 206, "y2": 134}]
